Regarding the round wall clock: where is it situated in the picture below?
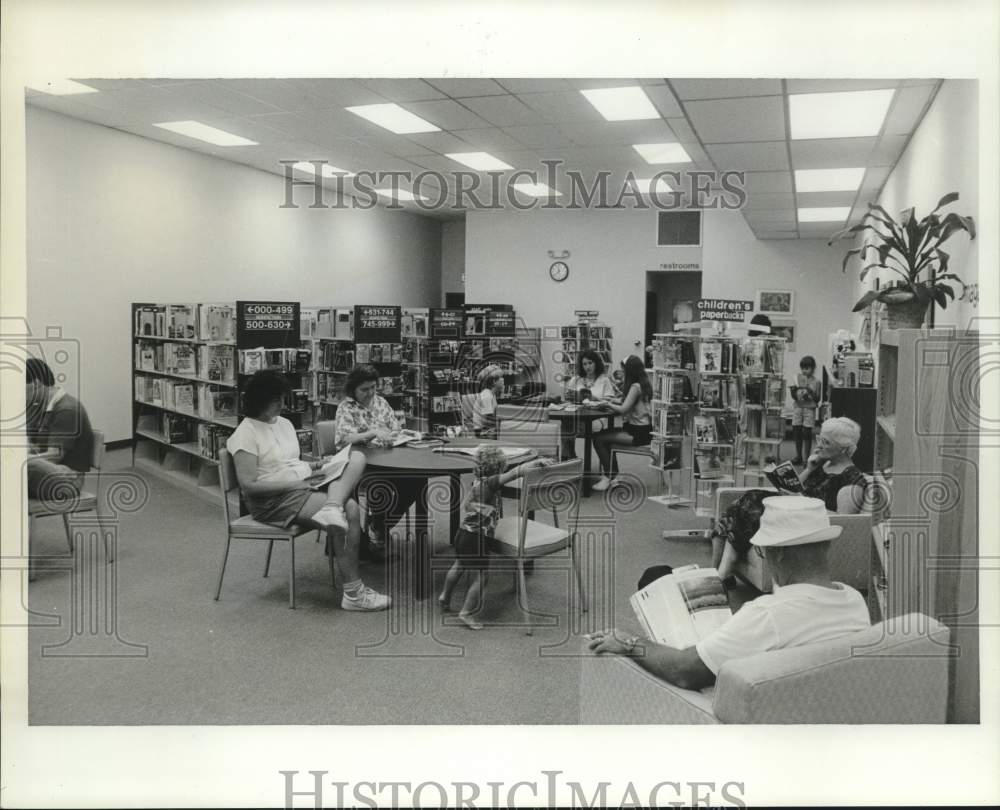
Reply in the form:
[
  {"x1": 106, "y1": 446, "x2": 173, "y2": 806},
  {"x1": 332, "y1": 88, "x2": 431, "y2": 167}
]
[{"x1": 549, "y1": 261, "x2": 570, "y2": 282}]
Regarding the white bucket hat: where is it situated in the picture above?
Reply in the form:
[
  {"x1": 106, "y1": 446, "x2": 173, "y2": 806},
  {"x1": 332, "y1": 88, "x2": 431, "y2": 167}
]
[{"x1": 750, "y1": 496, "x2": 843, "y2": 547}]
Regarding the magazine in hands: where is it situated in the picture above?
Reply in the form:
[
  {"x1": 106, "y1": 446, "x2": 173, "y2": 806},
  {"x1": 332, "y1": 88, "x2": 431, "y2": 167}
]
[
  {"x1": 630, "y1": 566, "x2": 732, "y2": 649},
  {"x1": 391, "y1": 429, "x2": 423, "y2": 447},
  {"x1": 763, "y1": 460, "x2": 804, "y2": 493},
  {"x1": 304, "y1": 444, "x2": 353, "y2": 490}
]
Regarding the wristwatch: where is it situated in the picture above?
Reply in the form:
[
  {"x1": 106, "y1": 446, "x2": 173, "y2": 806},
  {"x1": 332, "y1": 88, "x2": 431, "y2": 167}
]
[{"x1": 624, "y1": 636, "x2": 641, "y2": 654}]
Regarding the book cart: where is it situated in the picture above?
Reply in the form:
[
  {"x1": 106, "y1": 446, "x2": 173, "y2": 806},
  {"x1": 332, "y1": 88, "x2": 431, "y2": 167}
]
[{"x1": 132, "y1": 302, "x2": 239, "y2": 505}]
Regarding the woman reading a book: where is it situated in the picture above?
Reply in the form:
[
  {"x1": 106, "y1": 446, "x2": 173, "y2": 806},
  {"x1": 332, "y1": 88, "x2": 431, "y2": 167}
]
[
  {"x1": 591, "y1": 355, "x2": 653, "y2": 492},
  {"x1": 797, "y1": 416, "x2": 866, "y2": 514},
  {"x1": 227, "y1": 371, "x2": 389, "y2": 612},
  {"x1": 335, "y1": 364, "x2": 424, "y2": 550},
  {"x1": 560, "y1": 350, "x2": 618, "y2": 459}
]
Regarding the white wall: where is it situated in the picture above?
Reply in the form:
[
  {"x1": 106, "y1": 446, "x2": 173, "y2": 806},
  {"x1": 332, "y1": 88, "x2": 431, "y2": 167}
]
[
  {"x1": 26, "y1": 107, "x2": 443, "y2": 441},
  {"x1": 851, "y1": 80, "x2": 979, "y2": 332},
  {"x1": 466, "y1": 207, "x2": 855, "y2": 383},
  {"x1": 440, "y1": 219, "x2": 466, "y2": 303}
]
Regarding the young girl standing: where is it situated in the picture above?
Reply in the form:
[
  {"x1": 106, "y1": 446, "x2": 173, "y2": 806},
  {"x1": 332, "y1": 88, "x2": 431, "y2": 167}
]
[
  {"x1": 792, "y1": 355, "x2": 822, "y2": 464},
  {"x1": 439, "y1": 446, "x2": 551, "y2": 629}
]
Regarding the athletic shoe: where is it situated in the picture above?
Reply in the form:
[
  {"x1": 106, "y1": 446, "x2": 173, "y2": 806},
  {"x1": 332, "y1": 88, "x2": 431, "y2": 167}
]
[
  {"x1": 342, "y1": 586, "x2": 391, "y2": 611},
  {"x1": 607, "y1": 477, "x2": 624, "y2": 490},
  {"x1": 592, "y1": 476, "x2": 611, "y2": 491},
  {"x1": 312, "y1": 505, "x2": 349, "y2": 531}
]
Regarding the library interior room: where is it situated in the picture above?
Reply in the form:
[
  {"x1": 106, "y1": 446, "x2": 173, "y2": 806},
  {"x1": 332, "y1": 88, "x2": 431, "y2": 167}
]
[{"x1": 17, "y1": 76, "x2": 985, "y2": 728}]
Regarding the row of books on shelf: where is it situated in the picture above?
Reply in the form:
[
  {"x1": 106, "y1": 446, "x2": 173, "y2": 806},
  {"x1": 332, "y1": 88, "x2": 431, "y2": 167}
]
[
  {"x1": 316, "y1": 375, "x2": 345, "y2": 404},
  {"x1": 652, "y1": 336, "x2": 784, "y2": 374},
  {"x1": 698, "y1": 378, "x2": 740, "y2": 410},
  {"x1": 317, "y1": 342, "x2": 354, "y2": 371},
  {"x1": 432, "y1": 394, "x2": 462, "y2": 413},
  {"x1": 401, "y1": 310, "x2": 429, "y2": 338},
  {"x1": 744, "y1": 377, "x2": 785, "y2": 407},
  {"x1": 694, "y1": 414, "x2": 739, "y2": 444},
  {"x1": 136, "y1": 341, "x2": 236, "y2": 383},
  {"x1": 561, "y1": 325, "x2": 612, "y2": 340},
  {"x1": 356, "y1": 343, "x2": 403, "y2": 364},
  {"x1": 240, "y1": 347, "x2": 312, "y2": 374},
  {"x1": 744, "y1": 409, "x2": 784, "y2": 440},
  {"x1": 135, "y1": 304, "x2": 236, "y2": 342},
  {"x1": 135, "y1": 377, "x2": 238, "y2": 421},
  {"x1": 301, "y1": 308, "x2": 353, "y2": 340}
]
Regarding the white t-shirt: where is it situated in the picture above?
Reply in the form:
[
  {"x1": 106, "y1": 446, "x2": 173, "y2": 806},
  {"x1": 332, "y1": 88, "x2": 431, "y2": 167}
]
[
  {"x1": 695, "y1": 582, "x2": 870, "y2": 675},
  {"x1": 226, "y1": 416, "x2": 311, "y2": 483},
  {"x1": 567, "y1": 373, "x2": 617, "y2": 400},
  {"x1": 473, "y1": 388, "x2": 497, "y2": 430}
]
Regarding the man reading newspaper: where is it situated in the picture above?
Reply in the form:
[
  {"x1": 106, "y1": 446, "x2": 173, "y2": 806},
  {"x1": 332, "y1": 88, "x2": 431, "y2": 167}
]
[{"x1": 586, "y1": 497, "x2": 869, "y2": 690}]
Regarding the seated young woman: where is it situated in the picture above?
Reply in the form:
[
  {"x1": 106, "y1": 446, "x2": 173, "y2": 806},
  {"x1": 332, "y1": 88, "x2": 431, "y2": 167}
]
[
  {"x1": 226, "y1": 370, "x2": 389, "y2": 611},
  {"x1": 472, "y1": 367, "x2": 504, "y2": 439},
  {"x1": 560, "y1": 349, "x2": 618, "y2": 459},
  {"x1": 591, "y1": 355, "x2": 653, "y2": 491},
  {"x1": 334, "y1": 363, "x2": 424, "y2": 549}
]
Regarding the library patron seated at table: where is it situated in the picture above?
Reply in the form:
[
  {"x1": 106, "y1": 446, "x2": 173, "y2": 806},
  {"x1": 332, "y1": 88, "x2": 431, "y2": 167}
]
[
  {"x1": 560, "y1": 349, "x2": 618, "y2": 459},
  {"x1": 591, "y1": 355, "x2": 653, "y2": 491},
  {"x1": 334, "y1": 363, "x2": 424, "y2": 547}
]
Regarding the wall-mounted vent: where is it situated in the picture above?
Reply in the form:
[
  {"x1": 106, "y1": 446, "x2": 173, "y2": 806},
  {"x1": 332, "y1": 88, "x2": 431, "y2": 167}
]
[{"x1": 657, "y1": 211, "x2": 702, "y2": 246}]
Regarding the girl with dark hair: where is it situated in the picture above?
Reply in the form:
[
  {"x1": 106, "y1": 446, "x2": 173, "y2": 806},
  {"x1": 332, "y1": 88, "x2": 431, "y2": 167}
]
[
  {"x1": 591, "y1": 355, "x2": 653, "y2": 491},
  {"x1": 472, "y1": 367, "x2": 504, "y2": 439},
  {"x1": 227, "y1": 371, "x2": 389, "y2": 611},
  {"x1": 560, "y1": 349, "x2": 617, "y2": 459},
  {"x1": 334, "y1": 364, "x2": 422, "y2": 549}
]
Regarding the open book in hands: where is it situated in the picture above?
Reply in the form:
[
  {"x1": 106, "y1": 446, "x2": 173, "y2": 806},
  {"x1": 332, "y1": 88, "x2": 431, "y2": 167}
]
[
  {"x1": 630, "y1": 566, "x2": 732, "y2": 649},
  {"x1": 304, "y1": 444, "x2": 353, "y2": 490},
  {"x1": 763, "y1": 460, "x2": 804, "y2": 493}
]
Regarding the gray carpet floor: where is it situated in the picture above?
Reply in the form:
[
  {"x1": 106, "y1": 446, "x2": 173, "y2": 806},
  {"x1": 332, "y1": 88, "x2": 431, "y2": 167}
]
[{"x1": 26, "y1": 443, "x2": 774, "y2": 725}]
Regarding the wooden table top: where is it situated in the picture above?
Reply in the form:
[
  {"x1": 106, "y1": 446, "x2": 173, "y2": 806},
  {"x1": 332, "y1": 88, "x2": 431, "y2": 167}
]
[{"x1": 360, "y1": 437, "x2": 532, "y2": 474}]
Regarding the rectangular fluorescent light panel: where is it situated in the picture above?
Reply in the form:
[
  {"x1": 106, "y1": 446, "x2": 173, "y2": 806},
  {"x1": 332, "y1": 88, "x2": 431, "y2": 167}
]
[
  {"x1": 633, "y1": 143, "x2": 692, "y2": 164},
  {"x1": 292, "y1": 161, "x2": 354, "y2": 178},
  {"x1": 345, "y1": 103, "x2": 440, "y2": 134},
  {"x1": 789, "y1": 89, "x2": 895, "y2": 139},
  {"x1": 632, "y1": 177, "x2": 678, "y2": 195},
  {"x1": 581, "y1": 87, "x2": 660, "y2": 121},
  {"x1": 511, "y1": 182, "x2": 562, "y2": 198},
  {"x1": 798, "y1": 206, "x2": 852, "y2": 223},
  {"x1": 153, "y1": 121, "x2": 258, "y2": 146},
  {"x1": 375, "y1": 188, "x2": 427, "y2": 203},
  {"x1": 27, "y1": 79, "x2": 99, "y2": 95},
  {"x1": 445, "y1": 152, "x2": 513, "y2": 171},
  {"x1": 795, "y1": 167, "x2": 865, "y2": 192}
]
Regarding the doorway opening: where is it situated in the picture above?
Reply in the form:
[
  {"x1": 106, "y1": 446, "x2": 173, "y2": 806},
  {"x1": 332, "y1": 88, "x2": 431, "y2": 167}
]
[{"x1": 644, "y1": 271, "x2": 702, "y2": 358}]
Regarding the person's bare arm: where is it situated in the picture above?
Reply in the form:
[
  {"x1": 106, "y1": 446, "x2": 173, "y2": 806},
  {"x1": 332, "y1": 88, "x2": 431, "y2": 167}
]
[
  {"x1": 232, "y1": 450, "x2": 308, "y2": 497},
  {"x1": 604, "y1": 383, "x2": 640, "y2": 415},
  {"x1": 586, "y1": 630, "x2": 715, "y2": 691}
]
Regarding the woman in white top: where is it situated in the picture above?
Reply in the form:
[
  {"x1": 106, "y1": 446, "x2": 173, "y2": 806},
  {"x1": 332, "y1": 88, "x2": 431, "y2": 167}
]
[
  {"x1": 592, "y1": 355, "x2": 653, "y2": 491},
  {"x1": 561, "y1": 350, "x2": 618, "y2": 459},
  {"x1": 227, "y1": 371, "x2": 388, "y2": 611}
]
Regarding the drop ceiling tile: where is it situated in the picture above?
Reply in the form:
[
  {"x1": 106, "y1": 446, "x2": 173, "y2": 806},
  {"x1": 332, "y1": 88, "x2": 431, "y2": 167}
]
[
  {"x1": 686, "y1": 95, "x2": 786, "y2": 143},
  {"x1": 705, "y1": 141, "x2": 789, "y2": 171},
  {"x1": 556, "y1": 146, "x2": 643, "y2": 168},
  {"x1": 745, "y1": 210, "x2": 797, "y2": 226},
  {"x1": 563, "y1": 119, "x2": 676, "y2": 147},
  {"x1": 142, "y1": 78, "x2": 200, "y2": 86},
  {"x1": 786, "y1": 79, "x2": 901, "y2": 94},
  {"x1": 500, "y1": 125, "x2": 574, "y2": 149},
  {"x1": 643, "y1": 84, "x2": 684, "y2": 118},
  {"x1": 407, "y1": 154, "x2": 463, "y2": 174},
  {"x1": 447, "y1": 127, "x2": 527, "y2": 151},
  {"x1": 798, "y1": 223, "x2": 844, "y2": 236},
  {"x1": 356, "y1": 78, "x2": 445, "y2": 102},
  {"x1": 71, "y1": 78, "x2": 147, "y2": 91},
  {"x1": 351, "y1": 130, "x2": 436, "y2": 156},
  {"x1": 519, "y1": 91, "x2": 606, "y2": 124},
  {"x1": 566, "y1": 78, "x2": 644, "y2": 89},
  {"x1": 665, "y1": 117, "x2": 697, "y2": 142},
  {"x1": 742, "y1": 191, "x2": 795, "y2": 210},
  {"x1": 671, "y1": 79, "x2": 783, "y2": 99},
  {"x1": 254, "y1": 110, "x2": 370, "y2": 141},
  {"x1": 27, "y1": 94, "x2": 130, "y2": 125},
  {"x1": 870, "y1": 134, "x2": 909, "y2": 165},
  {"x1": 754, "y1": 231, "x2": 799, "y2": 240},
  {"x1": 495, "y1": 78, "x2": 575, "y2": 94},
  {"x1": 743, "y1": 171, "x2": 793, "y2": 194},
  {"x1": 398, "y1": 130, "x2": 477, "y2": 155},
  {"x1": 162, "y1": 81, "x2": 284, "y2": 116},
  {"x1": 900, "y1": 78, "x2": 939, "y2": 86},
  {"x1": 195, "y1": 114, "x2": 297, "y2": 145},
  {"x1": 403, "y1": 98, "x2": 491, "y2": 130},
  {"x1": 678, "y1": 143, "x2": 711, "y2": 164},
  {"x1": 796, "y1": 190, "x2": 858, "y2": 207},
  {"x1": 883, "y1": 84, "x2": 935, "y2": 135},
  {"x1": 219, "y1": 79, "x2": 333, "y2": 112},
  {"x1": 790, "y1": 137, "x2": 876, "y2": 169},
  {"x1": 287, "y1": 78, "x2": 390, "y2": 108},
  {"x1": 425, "y1": 78, "x2": 508, "y2": 98},
  {"x1": 860, "y1": 165, "x2": 891, "y2": 190},
  {"x1": 458, "y1": 95, "x2": 545, "y2": 127}
]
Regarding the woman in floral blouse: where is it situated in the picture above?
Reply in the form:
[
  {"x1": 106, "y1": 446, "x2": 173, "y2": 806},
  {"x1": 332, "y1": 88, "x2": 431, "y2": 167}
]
[{"x1": 335, "y1": 364, "x2": 423, "y2": 548}]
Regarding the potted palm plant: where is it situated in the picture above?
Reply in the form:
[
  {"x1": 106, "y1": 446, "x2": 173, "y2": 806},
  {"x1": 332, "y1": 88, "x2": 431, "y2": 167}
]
[{"x1": 829, "y1": 192, "x2": 976, "y2": 329}]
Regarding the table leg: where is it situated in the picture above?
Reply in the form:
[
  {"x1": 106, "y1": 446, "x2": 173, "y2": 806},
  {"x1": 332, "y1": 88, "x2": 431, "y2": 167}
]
[
  {"x1": 413, "y1": 478, "x2": 430, "y2": 600},
  {"x1": 448, "y1": 473, "x2": 462, "y2": 541},
  {"x1": 582, "y1": 419, "x2": 594, "y2": 497}
]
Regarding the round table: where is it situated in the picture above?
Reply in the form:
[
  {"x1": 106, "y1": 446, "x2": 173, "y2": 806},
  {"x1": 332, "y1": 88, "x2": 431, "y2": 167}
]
[{"x1": 546, "y1": 405, "x2": 617, "y2": 496}]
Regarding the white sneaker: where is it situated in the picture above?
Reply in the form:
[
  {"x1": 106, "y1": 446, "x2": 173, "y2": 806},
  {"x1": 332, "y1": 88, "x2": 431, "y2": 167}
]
[
  {"x1": 607, "y1": 477, "x2": 624, "y2": 490},
  {"x1": 313, "y1": 505, "x2": 349, "y2": 531},
  {"x1": 592, "y1": 476, "x2": 611, "y2": 492},
  {"x1": 342, "y1": 586, "x2": 391, "y2": 612}
]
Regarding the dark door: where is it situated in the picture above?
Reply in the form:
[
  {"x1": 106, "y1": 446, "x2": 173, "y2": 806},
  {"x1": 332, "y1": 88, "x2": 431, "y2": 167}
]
[{"x1": 444, "y1": 292, "x2": 465, "y2": 308}]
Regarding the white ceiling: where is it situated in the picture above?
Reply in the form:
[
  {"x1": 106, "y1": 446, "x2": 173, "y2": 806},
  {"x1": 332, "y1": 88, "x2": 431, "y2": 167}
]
[{"x1": 25, "y1": 77, "x2": 941, "y2": 237}]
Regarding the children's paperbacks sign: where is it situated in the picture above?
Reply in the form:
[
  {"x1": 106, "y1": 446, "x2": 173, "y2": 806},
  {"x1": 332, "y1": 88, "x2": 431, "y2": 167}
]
[
  {"x1": 236, "y1": 301, "x2": 300, "y2": 349},
  {"x1": 697, "y1": 299, "x2": 753, "y2": 322},
  {"x1": 354, "y1": 305, "x2": 401, "y2": 343}
]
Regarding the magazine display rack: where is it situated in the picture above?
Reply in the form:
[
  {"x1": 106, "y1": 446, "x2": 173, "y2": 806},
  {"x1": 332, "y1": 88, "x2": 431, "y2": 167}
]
[
  {"x1": 737, "y1": 336, "x2": 787, "y2": 485},
  {"x1": 132, "y1": 302, "x2": 239, "y2": 505}
]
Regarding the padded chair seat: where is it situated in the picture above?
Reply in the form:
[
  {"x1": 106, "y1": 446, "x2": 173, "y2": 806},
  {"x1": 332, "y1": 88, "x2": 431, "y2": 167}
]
[
  {"x1": 613, "y1": 446, "x2": 654, "y2": 458},
  {"x1": 228, "y1": 514, "x2": 304, "y2": 538},
  {"x1": 489, "y1": 516, "x2": 569, "y2": 557},
  {"x1": 28, "y1": 492, "x2": 98, "y2": 516}
]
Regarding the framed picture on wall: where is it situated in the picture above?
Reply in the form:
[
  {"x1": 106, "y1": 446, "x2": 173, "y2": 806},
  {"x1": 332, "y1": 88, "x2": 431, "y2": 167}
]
[
  {"x1": 756, "y1": 289, "x2": 795, "y2": 315},
  {"x1": 770, "y1": 318, "x2": 796, "y2": 350}
]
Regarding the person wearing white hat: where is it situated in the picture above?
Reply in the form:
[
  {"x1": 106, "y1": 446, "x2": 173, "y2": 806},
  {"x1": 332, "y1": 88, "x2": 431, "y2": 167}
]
[{"x1": 586, "y1": 496, "x2": 870, "y2": 690}]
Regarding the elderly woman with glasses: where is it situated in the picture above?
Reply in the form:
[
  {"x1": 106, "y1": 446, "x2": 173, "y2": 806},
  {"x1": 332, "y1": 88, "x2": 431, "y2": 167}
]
[{"x1": 797, "y1": 416, "x2": 866, "y2": 514}]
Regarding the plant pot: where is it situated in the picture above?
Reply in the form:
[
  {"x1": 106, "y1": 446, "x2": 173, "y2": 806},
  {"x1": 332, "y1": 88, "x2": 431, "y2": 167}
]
[{"x1": 885, "y1": 296, "x2": 930, "y2": 329}]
